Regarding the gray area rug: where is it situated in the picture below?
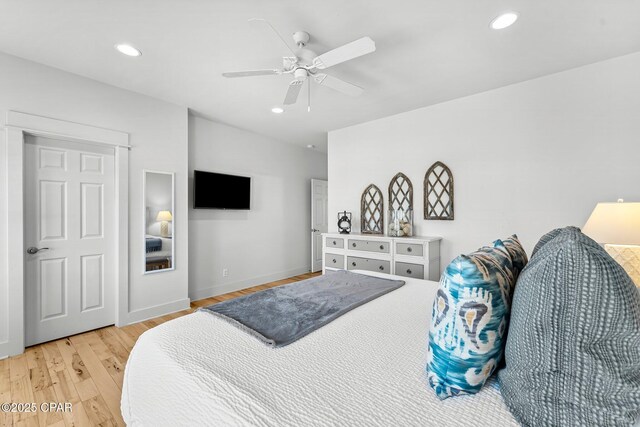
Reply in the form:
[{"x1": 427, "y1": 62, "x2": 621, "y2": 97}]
[{"x1": 200, "y1": 270, "x2": 405, "y2": 347}]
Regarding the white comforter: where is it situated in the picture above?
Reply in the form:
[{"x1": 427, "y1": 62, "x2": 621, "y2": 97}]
[{"x1": 122, "y1": 271, "x2": 518, "y2": 427}]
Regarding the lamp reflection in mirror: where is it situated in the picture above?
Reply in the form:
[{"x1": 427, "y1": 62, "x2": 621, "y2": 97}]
[
  {"x1": 156, "y1": 210, "x2": 173, "y2": 237},
  {"x1": 583, "y1": 200, "x2": 640, "y2": 287}
]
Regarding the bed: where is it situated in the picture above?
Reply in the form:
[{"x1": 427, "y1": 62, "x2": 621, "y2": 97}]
[{"x1": 121, "y1": 271, "x2": 518, "y2": 426}]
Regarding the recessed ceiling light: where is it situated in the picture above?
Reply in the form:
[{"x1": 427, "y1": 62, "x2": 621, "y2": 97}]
[
  {"x1": 271, "y1": 106, "x2": 284, "y2": 114},
  {"x1": 490, "y1": 12, "x2": 518, "y2": 30},
  {"x1": 114, "y1": 43, "x2": 142, "y2": 57}
]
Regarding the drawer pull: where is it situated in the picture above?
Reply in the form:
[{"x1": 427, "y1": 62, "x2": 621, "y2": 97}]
[
  {"x1": 352, "y1": 262, "x2": 356, "y2": 267},
  {"x1": 332, "y1": 259, "x2": 337, "y2": 264},
  {"x1": 407, "y1": 247, "x2": 412, "y2": 253},
  {"x1": 379, "y1": 245, "x2": 384, "y2": 250},
  {"x1": 352, "y1": 242, "x2": 357, "y2": 247},
  {"x1": 379, "y1": 265, "x2": 384, "y2": 271},
  {"x1": 332, "y1": 240, "x2": 337, "y2": 245},
  {"x1": 407, "y1": 269, "x2": 412, "y2": 274}
]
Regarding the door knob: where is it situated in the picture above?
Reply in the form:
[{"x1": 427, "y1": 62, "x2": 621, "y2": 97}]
[
  {"x1": 311, "y1": 228, "x2": 320, "y2": 232},
  {"x1": 27, "y1": 247, "x2": 49, "y2": 254}
]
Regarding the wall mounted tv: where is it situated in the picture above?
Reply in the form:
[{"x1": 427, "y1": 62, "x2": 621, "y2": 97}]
[{"x1": 193, "y1": 170, "x2": 251, "y2": 210}]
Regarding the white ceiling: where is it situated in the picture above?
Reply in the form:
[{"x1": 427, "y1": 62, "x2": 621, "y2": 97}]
[{"x1": 1, "y1": 1, "x2": 639, "y2": 152}]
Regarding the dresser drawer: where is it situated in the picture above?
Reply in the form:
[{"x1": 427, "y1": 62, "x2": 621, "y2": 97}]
[
  {"x1": 395, "y1": 262, "x2": 424, "y2": 279},
  {"x1": 396, "y1": 243, "x2": 423, "y2": 257},
  {"x1": 348, "y1": 239, "x2": 390, "y2": 253},
  {"x1": 325, "y1": 237, "x2": 344, "y2": 249},
  {"x1": 325, "y1": 253, "x2": 344, "y2": 269},
  {"x1": 347, "y1": 256, "x2": 390, "y2": 273}
]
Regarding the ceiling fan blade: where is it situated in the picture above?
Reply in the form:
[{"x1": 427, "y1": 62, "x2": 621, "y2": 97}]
[
  {"x1": 283, "y1": 80, "x2": 304, "y2": 105},
  {"x1": 314, "y1": 74, "x2": 363, "y2": 97},
  {"x1": 312, "y1": 37, "x2": 376, "y2": 70},
  {"x1": 222, "y1": 69, "x2": 282, "y2": 78},
  {"x1": 248, "y1": 18, "x2": 297, "y2": 57}
]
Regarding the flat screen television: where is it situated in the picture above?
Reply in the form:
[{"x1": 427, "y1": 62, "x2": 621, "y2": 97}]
[{"x1": 193, "y1": 170, "x2": 251, "y2": 210}]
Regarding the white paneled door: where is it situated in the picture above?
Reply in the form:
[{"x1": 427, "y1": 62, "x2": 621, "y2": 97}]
[
  {"x1": 311, "y1": 179, "x2": 328, "y2": 272},
  {"x1": 24, "y1": 136, "x2": 116, "y2": 346}
]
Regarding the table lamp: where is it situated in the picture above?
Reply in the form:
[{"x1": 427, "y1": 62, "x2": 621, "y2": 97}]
[
  {"x1": 582, "y1": 200, "x2": 640, "y2": 286},
  {"x1": 156, "y1": 210, "x2": 173, "y2": 238}
]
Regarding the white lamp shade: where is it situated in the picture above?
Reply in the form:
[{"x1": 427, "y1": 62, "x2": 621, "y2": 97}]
[
  {"x1": 156, "y1": 210, "x2": 173, "y2": 222},
  {"x1": 582, "y1": 202, "x2": 640, "y2": 245}
]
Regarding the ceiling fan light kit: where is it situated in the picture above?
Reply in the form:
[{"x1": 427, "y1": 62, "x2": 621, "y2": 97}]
[
  {"x1": 223, "y1": 19, "x2": 376, "y2": 111},
  {"x1": 294, "y1": 68, "x2": 308, "y2": 81}
]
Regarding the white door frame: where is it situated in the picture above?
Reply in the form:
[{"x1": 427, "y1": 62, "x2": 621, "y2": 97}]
[{"x1": 4, "y1": 111, "x2": 130, "y2": 357}]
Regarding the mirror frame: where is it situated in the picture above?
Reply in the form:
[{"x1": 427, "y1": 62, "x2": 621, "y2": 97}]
[{"x1": 142, "y1": 169, "x2": 175, "y2": 275}]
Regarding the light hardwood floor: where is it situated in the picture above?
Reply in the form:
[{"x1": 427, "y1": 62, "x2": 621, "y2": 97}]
[{"x1": 0, "y1": 272, "x2": 320, "y2": 427}]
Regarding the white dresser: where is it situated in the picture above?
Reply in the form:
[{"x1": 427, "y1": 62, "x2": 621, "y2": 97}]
[{"x1": 322, "y1": 233, "x2": 442, "y2": 281}]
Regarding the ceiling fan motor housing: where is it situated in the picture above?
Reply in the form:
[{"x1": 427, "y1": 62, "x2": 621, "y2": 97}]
[{"x1": 296, "y1": 48, "x2": 317, "y2": 66}]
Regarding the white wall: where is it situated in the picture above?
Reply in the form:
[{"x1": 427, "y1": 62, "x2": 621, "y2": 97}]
[
  {"x1": 0, "y1": 52, "x2": 190, "y2": 357},
  {"x1": 189, "y1": 115, "x2": 327, "y2": 300},
  {"x1": 329, "y1": 52, "x2": 640, "y2": 270}
]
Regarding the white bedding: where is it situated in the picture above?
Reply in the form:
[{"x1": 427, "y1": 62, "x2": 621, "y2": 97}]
[{"x1": 121, "y1": 271, "x2": 518, "y2": 427}]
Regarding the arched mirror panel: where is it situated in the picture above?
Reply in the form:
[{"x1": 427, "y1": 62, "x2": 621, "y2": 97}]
[
  {"x1": 424, "y1": 161, "x2": 454, "y2": 220},
  {"x1": 361, "y1": 184, "x2": 384, "y2": 234}
]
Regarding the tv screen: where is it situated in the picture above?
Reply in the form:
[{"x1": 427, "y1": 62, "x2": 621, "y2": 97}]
[{"x1": 193, "y1": 170, "x2": 251, "y2": 210}]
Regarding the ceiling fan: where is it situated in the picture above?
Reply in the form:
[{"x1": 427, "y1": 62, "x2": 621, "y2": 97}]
[{"x1": 222, "y1": 18, "x2": 376, "y2": 111}]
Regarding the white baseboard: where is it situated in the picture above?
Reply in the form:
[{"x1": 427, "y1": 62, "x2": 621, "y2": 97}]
[
  {"x1": 189, "y1": 266, "x2": 310, "y2": 302},
  {"x1": 0, "y1": 340, "x2": 16, "y2": 360},
  {"x1": 124, "y1": 298, "x2": 191, "y2": 325}
]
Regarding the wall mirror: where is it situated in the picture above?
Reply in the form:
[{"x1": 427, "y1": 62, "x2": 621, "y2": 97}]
[
  {"x1": 361, "y1": 184, "x2": 384, "y2": 234},
  {"x1": 143, "y1": 170, "x2": 175, "y2": 273},
  {"x1": 388, "y1": 172, "x2": 413, "y2": 219},
  {"x1": 424, "y1": 161, "x2": 454, "y2": 220}
]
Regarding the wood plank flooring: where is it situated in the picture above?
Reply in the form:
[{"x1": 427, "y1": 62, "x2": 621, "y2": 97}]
[{"x1": 0, "y1": 272, "x2": 320, "y2": 427}]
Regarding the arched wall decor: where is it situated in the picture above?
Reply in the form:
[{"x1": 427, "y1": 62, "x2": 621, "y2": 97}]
[
  {"x1": 388, "y1": 172, "x2": 413, "y2": 221},
  {"x1": 424, "y1": 161, "x2": 454, "y2": 220},
  {"x1": 361, "y1": 184, "x2": 384, "y2": 234}
]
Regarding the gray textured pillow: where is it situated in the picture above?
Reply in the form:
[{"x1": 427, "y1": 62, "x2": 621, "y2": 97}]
[
  {"x1": 499, "y1": 227, "x2": 640, "y2": 426},
  {"x1": 530, "y1": 226, "x2": 566, "y2": 258}
]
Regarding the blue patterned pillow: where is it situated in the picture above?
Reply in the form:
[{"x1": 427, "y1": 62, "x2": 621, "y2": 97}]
[
  {"x1": 500, "y1": 234, "x2": 528, "y2": 278},
  {"x1": 427, "y1": 241, "x2": 516, "y2": 399}
]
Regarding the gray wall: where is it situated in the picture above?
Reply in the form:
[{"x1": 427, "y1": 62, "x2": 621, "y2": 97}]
[
  {"x1": 188, "y1": 115, "x2": 327, "y2": 300},
  {"x1": 328, "y1": 52, "x2": 640, "y2": 269}
]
